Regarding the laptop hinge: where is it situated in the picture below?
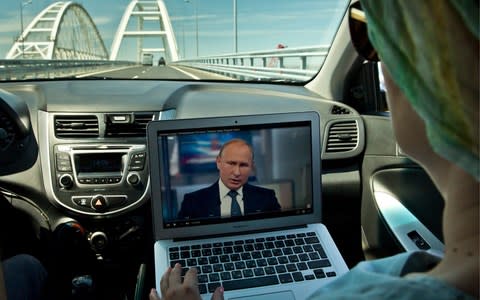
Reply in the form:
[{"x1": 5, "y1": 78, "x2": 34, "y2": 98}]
[{"x1": 172, "y1": 224, "x2": 308, "y2": 242}]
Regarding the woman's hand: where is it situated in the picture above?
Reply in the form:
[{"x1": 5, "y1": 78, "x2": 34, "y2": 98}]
[{"x1": 149, "y1": 263, "x2": 224, "y2": 300}]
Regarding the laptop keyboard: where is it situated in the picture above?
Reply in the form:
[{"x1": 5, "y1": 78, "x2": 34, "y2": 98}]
[{"x1": 168, "y1": 231, "x2": 337, "y2": 294}]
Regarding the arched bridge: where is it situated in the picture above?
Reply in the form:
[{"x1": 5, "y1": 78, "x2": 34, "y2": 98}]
[
  {"x1": 6, "y1": 1, "x2": 108, "y2": 60},
  {"x1": 6, "y1": 0, "x2": 178, "y2": 63},
  {"x1": 110, "y1": 0, "x2": 179, "y2": 62}
]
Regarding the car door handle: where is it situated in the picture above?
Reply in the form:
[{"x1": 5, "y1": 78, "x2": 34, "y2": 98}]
[{"x1": 373, "y1": 190, "x2": 444, "y2": 258}]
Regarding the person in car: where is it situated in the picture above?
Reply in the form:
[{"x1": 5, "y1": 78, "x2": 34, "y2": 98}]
[
  {"x1": 1, "y1": 254, "x2": 47, "y2": 300},
  {"x1": 149, "y1": 1, "x2": 478, "y2": 299},
  {"x1": 0, "y1": 197, "x2": 48, "y2": 300},
  {"x1": 0, "y1": 188, "x2": 48, "y2": 300}
]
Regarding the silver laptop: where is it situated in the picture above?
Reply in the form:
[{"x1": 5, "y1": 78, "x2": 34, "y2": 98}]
[{"x1": 147, "y1": 111, "x2": 348, "y2": 300}]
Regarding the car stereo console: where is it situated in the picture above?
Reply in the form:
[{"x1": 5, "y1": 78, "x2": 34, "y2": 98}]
[{"x1": 49, "y1": 144, "x2": 150, "y2": 215}]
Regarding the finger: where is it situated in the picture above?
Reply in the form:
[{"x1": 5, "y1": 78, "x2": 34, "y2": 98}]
[
  {"x1": 160, "y1": 266, "x2": 172, "y2": 297},
  {"x1": 149, "y1": 288, "x2": 161, "y2": 300},
  {"x1": 211, "y1": 286, "x2": 225, "y2": 300},
  {"x1": 183, "y1": 267, "x2": 198, "y2": 287},
  {"x1": 168, "y1": 263, "x2": 183, "y2": 288}
]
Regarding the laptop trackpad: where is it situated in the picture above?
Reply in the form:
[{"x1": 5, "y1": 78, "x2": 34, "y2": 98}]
[{"x1": 229, "y1": 290, "x2": 295, "y2": 300}]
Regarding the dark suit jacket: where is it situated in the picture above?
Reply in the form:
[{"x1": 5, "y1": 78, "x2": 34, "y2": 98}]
[{"x1": 178, "y1": 181, "x2": 281, "y2": 219}]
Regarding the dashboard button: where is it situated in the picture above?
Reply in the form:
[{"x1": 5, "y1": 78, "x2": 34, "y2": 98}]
[
  {"x1": 56, "y1": 153, "x2": 72, "y2": 172},
  {"x1": 72, "y1": 196, "x2": 91, "y2": 207},
  {"x1": 56, "y1": 152, "x2": 70, "y2": 160},
  {"x1": 91, "y1": 195, "x2": 108, "y2": 212},
  {"x1": 133, "y1": 152, "x2": 146, "y2": 159},
  {"x1": 131, "y1": 158, "x2": 145, "y2": 165},
  {"x1": 56, "y1": 159, "x2": 72, "y2": 172},
  {"x1": 57, "y1": 165, "x2": 72, "y2": 172},
  {"x1": 129, "y1": 153, "x2": 146, "y2": 170},
  {"x1": 129, "y1": 163, "x2": 144, "y2": 171}
]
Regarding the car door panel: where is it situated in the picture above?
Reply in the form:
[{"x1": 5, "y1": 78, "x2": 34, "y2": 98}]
[{"x1": 361, "y1": 115, "x2": 444, "y2": 258}]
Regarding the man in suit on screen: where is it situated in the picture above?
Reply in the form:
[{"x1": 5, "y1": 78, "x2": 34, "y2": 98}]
[{"x1": 178, "y1": 138, "x2": 281, "y2": 219}]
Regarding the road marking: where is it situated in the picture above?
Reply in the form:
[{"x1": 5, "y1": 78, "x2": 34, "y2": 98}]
[{"x1": 170, "y1": 65, "x2": 200, "y2": 80}]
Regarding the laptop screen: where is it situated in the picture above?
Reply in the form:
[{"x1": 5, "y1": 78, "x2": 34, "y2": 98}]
[{"x1": 148, "y1": 112, "x2": 322, "y2": 240}]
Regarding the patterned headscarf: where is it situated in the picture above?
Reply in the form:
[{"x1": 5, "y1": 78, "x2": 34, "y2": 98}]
[{"x1": 360, "y1": 0, "x2": 479, "y2": 180}]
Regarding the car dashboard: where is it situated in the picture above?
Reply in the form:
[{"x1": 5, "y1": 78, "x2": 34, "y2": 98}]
[{"x1": 1, "y1": 79, "x2": 364, "y2": 215}]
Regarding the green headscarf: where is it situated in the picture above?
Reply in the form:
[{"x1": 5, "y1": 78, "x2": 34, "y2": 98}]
[{"x1": 360, "y1": 0, "x2": 479, "y2": 180}]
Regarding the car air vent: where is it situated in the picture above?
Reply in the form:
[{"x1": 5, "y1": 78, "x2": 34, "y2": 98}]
[
  {"x1": 331, "y1": 105, "x2": 351, "y2": 115},
  {"x1": 54, "y1": 115, "x2": 99, "y2": 138},
  {"x1": 105, "y1": 112, "x2": 154, "y2": 137},
  {"x1": 159, "y1": 109, "x2": 176, "y2": 120},
  {"x1": 325, "y1": 120, "x2": 358, "y2": 153}
]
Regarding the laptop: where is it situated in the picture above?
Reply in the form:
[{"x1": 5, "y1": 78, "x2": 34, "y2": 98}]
[{"x1": 147, "y1": 111, "x2": 348, "y2": 300}]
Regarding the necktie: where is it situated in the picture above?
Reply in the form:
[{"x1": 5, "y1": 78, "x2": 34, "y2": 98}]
[{"x1": 228, "y1": 190, "x2": 242, "y2": 216}]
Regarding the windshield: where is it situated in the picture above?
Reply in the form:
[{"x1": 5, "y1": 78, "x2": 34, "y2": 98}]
[{"x1": 0, "y1": 0, "x2": 349, "y2": 82}]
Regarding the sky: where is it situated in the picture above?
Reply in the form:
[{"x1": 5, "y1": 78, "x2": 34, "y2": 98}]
[{"x1": 0, "y1": 0, "x2": 348, "y2": 61}]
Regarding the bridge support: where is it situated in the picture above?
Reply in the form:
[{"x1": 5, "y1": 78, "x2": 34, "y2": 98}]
[{"x1": 110, "y1": 0, "x2": 179, "y2": 63}]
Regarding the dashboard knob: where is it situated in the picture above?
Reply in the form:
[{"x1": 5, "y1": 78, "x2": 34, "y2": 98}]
[
  {"x1": 88, "y1": 231, "x2": 108, "y2": 251},
  {"x1": 53, "y1": 220, "x2": 89, "y2": 256},
  {"x1": 127, "y1": 173, "x2": 140, "y2": 185},
  {"x1": 0, "y1": 128, "x2": 7, "y2": 140},
  {"x1": 59, "y1": 174, "x2": 74, "y2": 189}
]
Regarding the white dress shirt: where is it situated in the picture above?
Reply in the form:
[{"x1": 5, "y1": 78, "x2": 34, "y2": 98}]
[{"x1": 218, "y1": 180, "x2": 244, "y2": 217}]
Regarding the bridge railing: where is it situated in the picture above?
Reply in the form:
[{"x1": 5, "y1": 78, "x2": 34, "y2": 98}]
[
  {"x1": 173, "y1": 45, "x2": 329, "y2": 81},
  {"x1": 0, "y1": 59, "x2": 136, "y2": 81}
]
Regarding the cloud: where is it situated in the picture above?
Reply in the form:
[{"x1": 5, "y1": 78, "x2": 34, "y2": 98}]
[
  {"x1": 2, "y1": 12, "x2": 36, "y2": 34},
  {"x1": 0, "y1": 36, "x2": 17, "y2": 58},
  {"x1": 92, "y1": 16, "x2": 114, "y2": 26},
  {"x1": 238, "y1": 8, "x2": 344, "y2": 24},
  {"x1": 0, "y1": 36, "x2": 16, "y2": 47},
  {"x1": 2, "y1": 23, "x2": 22, "y2": 35}
]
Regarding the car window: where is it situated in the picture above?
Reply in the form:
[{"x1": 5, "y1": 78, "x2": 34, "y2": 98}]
[{"x1": 0, "y1": 0, "x2": 349, "y2": 82}]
